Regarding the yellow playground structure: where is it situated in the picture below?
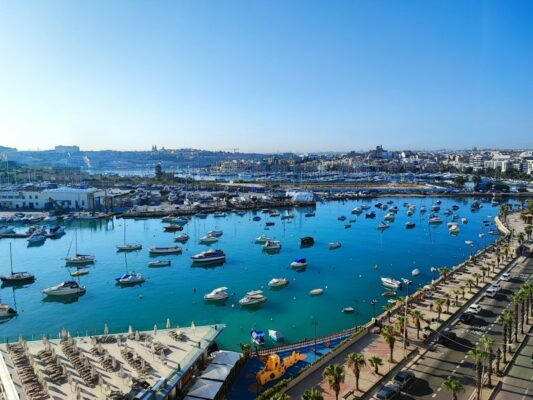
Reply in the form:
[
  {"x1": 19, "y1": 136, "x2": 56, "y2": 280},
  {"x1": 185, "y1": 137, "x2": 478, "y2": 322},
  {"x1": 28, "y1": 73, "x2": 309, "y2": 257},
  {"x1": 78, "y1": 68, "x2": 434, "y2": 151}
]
[{"x1": 256, "y1": 351, "x2": 307, "y2": 385}]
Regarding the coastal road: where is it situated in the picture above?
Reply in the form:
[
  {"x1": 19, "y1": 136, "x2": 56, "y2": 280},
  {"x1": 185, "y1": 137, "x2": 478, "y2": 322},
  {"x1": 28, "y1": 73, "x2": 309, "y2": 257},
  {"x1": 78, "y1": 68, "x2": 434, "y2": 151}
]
[{"x1": 398, "y1": 254, "x2": 533, "y2": 400}]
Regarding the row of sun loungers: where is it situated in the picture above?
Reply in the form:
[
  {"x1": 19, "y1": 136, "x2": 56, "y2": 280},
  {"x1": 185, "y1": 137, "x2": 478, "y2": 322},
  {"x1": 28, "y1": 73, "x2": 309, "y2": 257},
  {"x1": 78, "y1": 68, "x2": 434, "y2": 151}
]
[
  {"x1": 120, "y1": 347, "x2": 151, "y2": 375},
  {"x1": 36, "y1": 349, "x2": 67, "y2": 384},
  {"x1": 61, "y1": 339, "x2": 98, "y2": 387},
  {"x1": 6, "y1": 343, "x2": 48, "y2": 400}
]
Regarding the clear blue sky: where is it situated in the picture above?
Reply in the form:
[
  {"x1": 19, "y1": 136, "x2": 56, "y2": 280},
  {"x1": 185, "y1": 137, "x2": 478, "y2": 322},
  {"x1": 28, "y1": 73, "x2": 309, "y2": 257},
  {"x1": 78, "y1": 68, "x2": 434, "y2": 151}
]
[{"x1": 0, "y1": 1, "x2": 531, "y2": 152}]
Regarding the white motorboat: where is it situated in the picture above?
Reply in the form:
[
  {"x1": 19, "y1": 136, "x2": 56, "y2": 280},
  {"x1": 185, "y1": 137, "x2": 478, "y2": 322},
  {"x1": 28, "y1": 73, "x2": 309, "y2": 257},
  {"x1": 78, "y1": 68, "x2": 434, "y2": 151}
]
[
  {"x1": 268, "y1": 278, "x2": 289, "y2": 288},
  {"x1": 174, "y1": 233, "x2": 190, "y2": 242},
  {"x1": 268, "y1": 329, "x2": 284, "y2": 342},
  {"x1": 310, "y1": 288, "x2": 324, "y2": 296},
  {"x1": 27, "y1": 232, "x2": 46, "y2": 245},
  {"x1": 213, "y1": 212, "x2": 226, "y2": 218},
  {"x1": 191, "y1": 249, "x2": 226, "y2": 263},
  {"x1": 207, "y1": 230, "x2": 223, "y2": 237},
  {"x1": 0, "y1": 304, "x2": 17, "y2": 318},
  {"x1": 116, "y1": 272, "x2": 145, "y2": 285},
  {"x1": 420, "y1": 206, "x2": 427, "y2": 213},
  {"x1": 149, "y1": 246, "x2": 182, "y2": 255},
  {"x1": 290, "y1": 258, "x2": 307, "y2": 269},
  {"x1": 49, "y1": 226, "x2": 65, "y2": 238},
  {"x1": 381, "y1": 277, "x2": 402, "y2": 289},
  {"x1": 342, "y1": 307, "x2": 355, "y2": 313},
  {"x1": 239, "y1": 290, "x2": 267, "y2": 306},
  {"x1": 1, "y1": 243, "x2": 35, "y2": 284},
  {"x1": 429, "y1": 217, "x2": 443, "y2": 224},
  {"x1": 199, "y1": 235, "x2": 218, "y2": 244},
  {"x1": 351, "y1": 207, "x2": 362, "y2": 215},
  {"x1": 204, "y1": 287, "x2": 229, "y2": 301},
  {"x1": 255, "y1": 235, "x2": 272, "y2": 244},
  {"x1": 449, "y1": 224, "x2": 460, "y2": 234},
  {"x1": 328, "y1": 242, "x2": 341, "y2": 250},
  {"x1": 263, "y1": 240, "x2": 281, "y2": 251},
  {"x1": 384, "y1": 213, "x2": 395, "y2": 221},
  {"x1": 377, "y1": 222, "x2": 390, "y2": 230},
  {"x1": 465, "y1": 240, "x2": 474, "y2": 245},
  {"x1": 148, "y1": 260, "x2": 171, "y2": 267},
  {"x1": 42, "y1": 281, "x2": 86, "y2": 296},
  {"x1": 411, "y1": 268, "x2": 420, "y2": 277},
  {"x1": 0, "y1": 226, "x2": 15, "y2": 235}
]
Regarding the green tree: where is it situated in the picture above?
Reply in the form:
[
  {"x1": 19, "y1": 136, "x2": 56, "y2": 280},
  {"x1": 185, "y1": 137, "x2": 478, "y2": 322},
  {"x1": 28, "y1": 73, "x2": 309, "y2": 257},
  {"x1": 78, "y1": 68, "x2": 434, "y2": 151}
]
[
  {"x1": 524, "y1": 225, "x2": 532, "y2": 241},
  {"x1": 468, "y1": 348, "x2": 487, "y2": 400},
  {"x1": 383, "y1": 303, "x2": 394, "y2": 323},
  {"x1": 472, "y1": 272, "x2": 481, "y2": 287},
  {"x1": 271, "y1": 394, "x2": 292, "y2": 400},
  {"x1": 434, "y1": 299, "x2": 444, "y2": 321},
  {"x1": 480, "y1": 336, "x2": 495, "y2": 387},
  {"x1": 380, "y1": 325, "x2": 396, "y2": 363},
  {"x1": 346, "y1": 352, "x2": 365, "y2": 392},
  {"x1": 322, "y1": 364, "x2": 345, "y2": 400},
  {"x1": 410, "y1": 310, "x2": 425, "y2": 339},
  {"x1": 301, "y1": 388, "x2": 323, "y2": 400},
  {"x1": 442, "y1": 379, "x2": 465, "y2": 400},
  {"x1": 368, "y1": 355, "x2": 383, "y2": 375}
]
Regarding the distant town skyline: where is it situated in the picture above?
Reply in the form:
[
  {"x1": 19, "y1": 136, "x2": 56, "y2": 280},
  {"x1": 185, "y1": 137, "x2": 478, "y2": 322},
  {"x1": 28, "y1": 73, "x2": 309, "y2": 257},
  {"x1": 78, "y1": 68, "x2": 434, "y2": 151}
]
[{"x1": 1, "y1": 1, "x2": 532, "y2": 152}]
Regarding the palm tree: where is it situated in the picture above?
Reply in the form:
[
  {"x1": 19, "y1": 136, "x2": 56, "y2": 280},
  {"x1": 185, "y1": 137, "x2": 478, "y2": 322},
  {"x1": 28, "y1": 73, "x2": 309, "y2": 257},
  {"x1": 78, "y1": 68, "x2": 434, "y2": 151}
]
[
  {"x1": 410, "y1": 310, "x2": 425, "y2": 339},
  {"x1": 480, "y1": 266, "x2": 489, "y2": 282},
  {"x1": 368, "y1": 355, "x2": 383, "y2": 375},
  {"x1": 346, "y1": 352, "x2": 365, "y2": 392},
  {"x1": 480, "y1": 336, "x2": 494, "y2": 387},
  {"x1": 466, "y1": 278, "x2": 475, "y2": 293},
  {"x1": 495, "y1": 347, "x2": 501, "y2": 374},
  {"x1": 240, "y1": 343, "x2": 251, "y2": 359},
  {"x1": 510, "y1": 293, "x2": 521, "y2": 343},
  {"x1": 395, "y1": 315, "x2": 406, "y2": 335},
  {"x1": 472, "y1": 272, "x2": 481, "y2": 287},
  {"x1": 380, "y1": 325, "x2": 396, "y2": 363},
  {"x1": 442, "y1": 378, "x2": 465, "y2": 400},
  {"x1": 468, "y1": 348, "x2": 487, "y2": 400},
  {"x1": 322, "y1": 364, "x2": 345, "y2": 400},
  {"x1": 517, "y1": 232, "x2": 525, "y2": 244},
  {"x1": 383, "y1": 303, "x2": 394, "y2": 323},
  {"x1": 499, "y1": 204, "x2": 508, "y2": 222},
  {"x1": 439, "y1": 267, "x2": 451, "y2": 282},
  {"x1": 271, "y1": 394, "x2": 292, "y2": 400},
  {"x1": 453, "y1": 289, "x2": 461, "y2": 306},
  {"x1": 434, "y1": 299, "x2": 444, "y2": 321},
  {"x1": 459, "y1": 285, "x2": 466, "y2": 299},
  {"x1": 525, "y1": 224, "x2": 532, "y2": 241},
  {"x1": 443, "y1": 293, "x2": 451, "y2": 314},
  {"x1": 301, "y1": 388, "x2": 324, "y2": 400}
]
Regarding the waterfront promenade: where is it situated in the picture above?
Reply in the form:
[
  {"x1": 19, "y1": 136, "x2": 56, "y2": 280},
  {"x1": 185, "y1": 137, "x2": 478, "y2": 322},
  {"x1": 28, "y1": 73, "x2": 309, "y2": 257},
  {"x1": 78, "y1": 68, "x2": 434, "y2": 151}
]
[{"x1": 283, "y1": 211, "x2": 528, "y2": 399}]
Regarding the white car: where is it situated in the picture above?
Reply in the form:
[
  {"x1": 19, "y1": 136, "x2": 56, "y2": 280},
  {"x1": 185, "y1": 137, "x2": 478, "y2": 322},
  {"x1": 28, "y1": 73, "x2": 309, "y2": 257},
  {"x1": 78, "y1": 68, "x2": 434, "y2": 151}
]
[
  {"x1": 466, "y1": 304, "x2": 482, "y2": 314},
  {"x1": 489, "y1": 282, "x2": 501, "y2": 291},
  {"x1": 499, "y1": 273, "x2": 511, "y2": 281}
]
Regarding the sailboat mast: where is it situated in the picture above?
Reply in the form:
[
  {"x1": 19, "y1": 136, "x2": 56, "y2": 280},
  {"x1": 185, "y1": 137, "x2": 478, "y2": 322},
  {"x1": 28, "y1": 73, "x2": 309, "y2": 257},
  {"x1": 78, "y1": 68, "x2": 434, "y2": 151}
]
[
  {"x1": 124, "y1": 221, "x2": 127, "y2": 245},
  {"x1": 9, "y1": 242, "x2": 13, "y2": 275}
]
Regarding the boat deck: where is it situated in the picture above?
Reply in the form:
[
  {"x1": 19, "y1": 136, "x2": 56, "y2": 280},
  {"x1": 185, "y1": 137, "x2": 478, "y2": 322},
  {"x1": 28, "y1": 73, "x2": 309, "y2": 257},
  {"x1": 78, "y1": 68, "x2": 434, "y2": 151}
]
[{"x1": 0, "y1": 324, "x2": 223, "y2": 400}]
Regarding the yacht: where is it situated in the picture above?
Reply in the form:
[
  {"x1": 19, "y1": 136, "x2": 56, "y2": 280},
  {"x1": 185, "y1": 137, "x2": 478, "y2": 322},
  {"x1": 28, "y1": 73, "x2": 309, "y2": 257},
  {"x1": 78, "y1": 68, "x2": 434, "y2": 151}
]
[
  {"x1": 263, "y1": 240, "x2": 282, "y2": 251},
  {"x1": 351, "y1": 207, "x2": 362, "y2": 215},
  {"x1": 255, "y1": 235, "x2": 272, "y2": 244},
  {"x1": 66, "y1": 254, "x2": 95, "y2": 265},
  {"x1": 149, "y1": 246, "x2": 182, "y2": 255},
  {"x1": 290, "y1": 258, "x2": 308, "y2": 269},
  {"x1": 419, "y1": 206, "x2": 427, "y2": 213},
  {"x1": 1, "y1": 243, "x2": 35, "y2": 284},
  {"x1": 0, "y1": 226, "x2": 15, "y2": 235},
  {"x1": 310, "y1": 288, "x2": 324, "y2": 296},
  {"x1": 328, "y1": 242, "x2": 341, "y2": 250},
  {"x1": 406, "y1": 209, "x2": 414, "y2": 216},
  {"x1": 164, "y1": 225, "x2": 183, "y2": 232},
  {"x1": 191, "y1": 249, "x2": 226, "y2": 263},
  {"x1": 0, "y1": 304, "x2": 17, "y2": 318},
  {"x1": 27, "y1": 231, "x2": 46, "y2": 245},
  {"x1": 268, "y1": 278, "x2": 289, "y2": 288},
  {"x1": 199, "y1": 235, "x2": 218, "y2": 244},
  {"x1": 377, "y1": 222, "x2": 390, "y2": 230},
  {"x1": 148, "y1": 260, "x2": 171, "y2": 267},
  {"x1": 300, "y1": 236, "x2": 314, "y2": 247},
  {"x1": 381, "y1": 277, "x2": 402, "y2": 289},
  {"x1": 207, "y1": 230, "x2": 223, "y2": 237},
  {"x1": 449, "y1": 224, "x2": 460, "y2": 234},
  {"x1": 361, "y1": 205, "x2": 371, "y2": 210},
  {"x1": 116, "y1": 272, "x2": 145, "y2": 285},
  {"x1": 239, "y1": 290, "x2": 267, "y2": 306},
  {"x1": 365, "y1": 211, "x2": 376, "y2": 219},
  {"x1": 49, "y1": 226, "x2": 65, "y2": 238},
  {"x1": 42, "y1": 281, "x2": 86, "y2": 296},
  {"x1": 268, "y1": 329, "x2": 284, "y2": 342},
  {"x1": 405, "y1": 222, "x2": 416, "y2": 229},
  {"x1": 342, "y1": 307, "x2": 355, "y2": 313},
  {"x1": 203, "y1": 287, "x2": 229, "y2": 301},
  {"x1": 429, "y1": 216, "x2": 443, "y2": 224},
  {"x1": 431, "y1": 205, "x2": 440, "y2": 212},
  {"x1": 174, "y1": 233, "x2": 190, "y2": 242},
  {"x1": 384, "y1": 213, "x2": 395, "y2": 221}
]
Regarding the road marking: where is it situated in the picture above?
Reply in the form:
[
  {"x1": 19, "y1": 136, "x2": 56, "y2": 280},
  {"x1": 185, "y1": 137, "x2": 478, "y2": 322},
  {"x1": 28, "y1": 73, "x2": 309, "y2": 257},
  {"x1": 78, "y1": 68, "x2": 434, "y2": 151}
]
[
  {"x1": 432, "y1": 394, "x2": 437, "y2": 398},
  {"x1": 437, "y1": 387, "x2": 442, "y2": 392},
  {"x1": 464, "y1": 355, "x2": 468, "y2": 359}
]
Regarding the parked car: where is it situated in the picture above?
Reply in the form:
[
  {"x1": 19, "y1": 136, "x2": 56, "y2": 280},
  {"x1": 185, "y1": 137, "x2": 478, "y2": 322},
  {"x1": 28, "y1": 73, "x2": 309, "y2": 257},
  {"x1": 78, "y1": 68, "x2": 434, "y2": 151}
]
[
  {"x1": 375, "y1": 384, "x2": 401, "y2": 400},
  {"x1": 466, "y1": 304, "x2": 482, "y2": 314},
  {"x1": 489, "y1": 282, "x2": 502, "y2": 291},
  {"x1": 437, "y1": 331, "x2": 458, "y2": 345},
  {"x1": 392, "y1": 370, "x2": 415, "y2": 389},
  {"x1": 500, "y1": 273, "x2": 511, "y2": 281},
  {"x1": 459, "y1": 312, "x2": 475, "y2": 324}
]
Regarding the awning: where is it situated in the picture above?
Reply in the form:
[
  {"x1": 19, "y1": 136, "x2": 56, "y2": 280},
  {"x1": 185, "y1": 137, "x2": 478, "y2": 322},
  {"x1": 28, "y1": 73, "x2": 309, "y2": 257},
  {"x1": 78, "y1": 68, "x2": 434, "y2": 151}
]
[
  {"x1": 209, "y1": 350, "x2": 240, "y2": 367},
  {"x1": 200, "y1": 363, "x2": 233, "y2": 382},
  {"x1": 186, "y1": 379, "x2": 223, "y2": 400}
]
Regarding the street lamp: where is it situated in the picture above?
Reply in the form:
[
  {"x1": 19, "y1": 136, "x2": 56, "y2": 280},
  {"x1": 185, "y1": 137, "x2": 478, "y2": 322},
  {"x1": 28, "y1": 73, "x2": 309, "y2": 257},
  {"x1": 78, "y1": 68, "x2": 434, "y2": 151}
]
[
  {"x1": 311, "y1": 318, "x2": 319, "y2": 359},
  {"x1": 370, "y1": 299, "x2": 378, "y2": 318},
  {"x1": 430, "y1": 267, "x2": 437, "y2": 282}
]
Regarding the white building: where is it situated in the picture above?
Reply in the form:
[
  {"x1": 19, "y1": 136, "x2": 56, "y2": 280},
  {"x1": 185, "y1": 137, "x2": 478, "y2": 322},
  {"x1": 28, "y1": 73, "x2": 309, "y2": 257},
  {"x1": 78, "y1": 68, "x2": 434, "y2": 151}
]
[{"x1": 0, "y1": 187, "x2": 106, "y2": 210}]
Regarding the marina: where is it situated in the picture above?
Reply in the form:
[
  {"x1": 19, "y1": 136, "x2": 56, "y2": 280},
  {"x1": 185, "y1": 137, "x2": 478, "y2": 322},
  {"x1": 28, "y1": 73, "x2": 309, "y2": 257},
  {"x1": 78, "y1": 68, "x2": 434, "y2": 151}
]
[{"x1": 0, "y1": 197, "x2": 521, "y2": 351}]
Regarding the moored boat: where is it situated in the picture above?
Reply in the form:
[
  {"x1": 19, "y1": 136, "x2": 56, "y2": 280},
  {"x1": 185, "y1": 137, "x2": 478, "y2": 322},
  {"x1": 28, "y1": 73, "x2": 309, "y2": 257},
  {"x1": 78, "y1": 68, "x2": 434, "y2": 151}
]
[
  {"x1": 239, "y1": 290, "x2": 267, "y2": 306},
  {"x1": 115, "y1": 272, "x2": 145, "y2": 285},
  {"x1": 290, "y1": 258, "x2": 307, "y2": 269},
  {"x1": 328, "y1": 242, "x2": 341, "y2": 250},
  {"x1": 174, "y1": 233, "x2": 190, "y2": 242},
  {"x1": 381, "y1": 277, "x2": 402, "y2": 289},
  {"x1": 148, "y1": 260, "x2": 171, "y2": 267},
  {"x1": 309, "y1": 288, "x2": 324, "y2": 296},
  {"x1": 149, "y1": 246, "x2": 182, "y2": 255},
  {"x1": 204, "y1": 287, "x2": 229, "y2": 301},
  {"x1": 268, "y1": 278, "x2": 289, "y2": 288},
  {"x1": 191, "y1": 249, "x2": 226, "y2": 263},
  {"x1": 263, "y1": 240, "x2": 281, "y2": 251},
  {"x1": 42, "y1": 281, "x2": 86, "y2": 296}
]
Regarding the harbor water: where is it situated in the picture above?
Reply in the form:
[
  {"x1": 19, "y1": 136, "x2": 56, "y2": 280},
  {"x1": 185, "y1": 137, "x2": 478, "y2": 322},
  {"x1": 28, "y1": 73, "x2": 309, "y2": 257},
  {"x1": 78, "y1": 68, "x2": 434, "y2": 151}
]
[{"x1": 0, "y1": 197, "x2": 519, "y2": 350}]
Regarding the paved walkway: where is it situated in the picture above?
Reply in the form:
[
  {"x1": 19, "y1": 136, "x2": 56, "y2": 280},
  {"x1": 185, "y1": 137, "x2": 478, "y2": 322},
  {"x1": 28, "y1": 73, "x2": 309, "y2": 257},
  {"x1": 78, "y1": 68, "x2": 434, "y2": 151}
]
[{"x1": 285, "y1": 211, "x2": 528, "y2": 399}]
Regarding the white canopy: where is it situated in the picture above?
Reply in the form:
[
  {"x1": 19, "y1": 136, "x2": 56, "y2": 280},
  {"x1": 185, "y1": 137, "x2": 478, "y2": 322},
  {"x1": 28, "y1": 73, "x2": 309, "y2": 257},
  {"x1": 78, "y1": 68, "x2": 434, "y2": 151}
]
[
  {"x1": 186, "y1": 379, "x2": 223, "y2": 400},
  {"x1": 200, "y1": 363, "x2": 233, "y2": 382},
  {"x1": 209, "y1": 350, "x2": 240, "y2": 367}
]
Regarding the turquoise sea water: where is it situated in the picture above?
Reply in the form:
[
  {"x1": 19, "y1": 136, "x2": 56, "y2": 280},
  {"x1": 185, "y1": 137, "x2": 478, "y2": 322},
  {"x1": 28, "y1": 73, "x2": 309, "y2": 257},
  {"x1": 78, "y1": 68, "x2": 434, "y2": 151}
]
[{"x1": 0, "y1": 197, "x2": 519, "y2": 350}]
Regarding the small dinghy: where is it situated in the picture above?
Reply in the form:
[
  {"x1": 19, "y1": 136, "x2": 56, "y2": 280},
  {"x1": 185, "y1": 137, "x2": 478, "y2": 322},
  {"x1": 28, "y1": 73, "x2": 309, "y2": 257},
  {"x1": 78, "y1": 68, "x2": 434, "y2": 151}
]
[
  {"x1": 310, "y1": 288, "x2": 324, "y2": 296},
  {"x1": 148, "y1": 260, "x2": 171, "y2": 267},
  {"x1": 342, "y1": 307, "x2": 355, "y2": 313}
]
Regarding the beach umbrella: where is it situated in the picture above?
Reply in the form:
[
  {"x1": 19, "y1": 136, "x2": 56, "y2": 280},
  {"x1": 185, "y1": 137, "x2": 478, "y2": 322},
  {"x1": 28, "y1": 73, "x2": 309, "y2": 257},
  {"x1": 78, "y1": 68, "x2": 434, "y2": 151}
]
[
  {"x1": 160, "y1": 350, "x2": 165, "y2": 363},
  {"x1": 104, "y1": 323, "x2": 109, "y2": 336},
  {"x1": 135, "y1": 331, "x2": 140, "y2": 341},
  {"x1": 153, "y1": 324, "x2": 158, "y2": 336},
  {"x1": 98, "y1": 343, "x2": 103, "y2": 354},
  {"x1": 128, "y1": 325, "x2": 133, "y2": 335},
  {"x1": 191, "y1": 321, "x2": 196, "y2": 333},
  {"x1": 166, "y1": 318, "x2": 171, "y2": 329}
]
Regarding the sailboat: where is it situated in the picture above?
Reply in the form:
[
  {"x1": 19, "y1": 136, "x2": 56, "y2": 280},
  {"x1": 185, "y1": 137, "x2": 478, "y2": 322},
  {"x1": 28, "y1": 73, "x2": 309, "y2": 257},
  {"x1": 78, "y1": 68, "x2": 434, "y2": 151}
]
[
  {"x1": 116, "y1": 222, "x2": 142, "y2": 251},
  {"x1": 65, "y1": 230, "x2": 95, "y2": 265},
  {"x1": 0, "y1": 291, "x2": 17, "y2": 318},
  {"x1": 0, "y1": 243, "x2": 35, "y2": 284},
  {"x1": 115, "y1": 253, "x2": 145, "y2": 286}
]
